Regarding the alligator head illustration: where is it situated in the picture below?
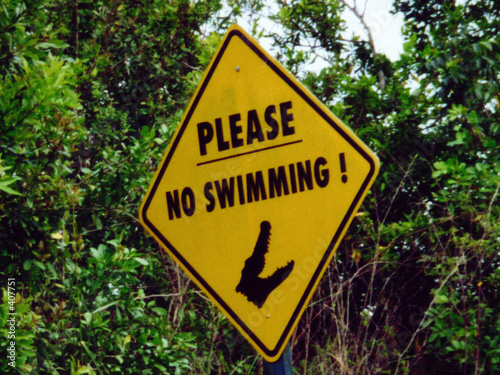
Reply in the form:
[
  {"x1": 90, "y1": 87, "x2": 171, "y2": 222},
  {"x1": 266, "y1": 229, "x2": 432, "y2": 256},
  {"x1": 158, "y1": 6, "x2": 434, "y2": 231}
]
[{"x1": 236, "y1": 221, "x2": 295, "y2": 308}]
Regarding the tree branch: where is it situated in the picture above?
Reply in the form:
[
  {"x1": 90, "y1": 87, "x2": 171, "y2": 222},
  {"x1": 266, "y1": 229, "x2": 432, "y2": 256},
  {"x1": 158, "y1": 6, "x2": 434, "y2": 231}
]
[{"x1": 339, "y1": 0, "x2": 378, "y2": 56}]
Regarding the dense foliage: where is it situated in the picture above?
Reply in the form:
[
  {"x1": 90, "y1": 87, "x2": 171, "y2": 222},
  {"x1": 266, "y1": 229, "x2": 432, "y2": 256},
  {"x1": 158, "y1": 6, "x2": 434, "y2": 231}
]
[{"x1": 1, "y1": 0, "x2": 499, "y2": 374}]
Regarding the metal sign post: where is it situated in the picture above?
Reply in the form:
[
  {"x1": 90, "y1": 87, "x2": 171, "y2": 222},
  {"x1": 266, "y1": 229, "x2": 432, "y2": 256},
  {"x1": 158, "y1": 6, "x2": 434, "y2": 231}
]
[{"x1": 263, "y1": 343, "x2": 293, "y2": 375}]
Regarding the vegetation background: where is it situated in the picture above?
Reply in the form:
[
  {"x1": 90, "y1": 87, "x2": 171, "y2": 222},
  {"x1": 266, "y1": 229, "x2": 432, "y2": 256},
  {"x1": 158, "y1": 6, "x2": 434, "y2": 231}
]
[{"x1": 1, "y1": 0, "x2": 499, "y2": 373}]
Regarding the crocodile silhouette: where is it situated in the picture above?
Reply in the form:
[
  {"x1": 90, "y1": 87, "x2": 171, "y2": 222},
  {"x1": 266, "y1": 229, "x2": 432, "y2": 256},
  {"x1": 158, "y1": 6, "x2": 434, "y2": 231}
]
[{"x1": 236, "y1": 221, "x2": 295, "y2": 308}]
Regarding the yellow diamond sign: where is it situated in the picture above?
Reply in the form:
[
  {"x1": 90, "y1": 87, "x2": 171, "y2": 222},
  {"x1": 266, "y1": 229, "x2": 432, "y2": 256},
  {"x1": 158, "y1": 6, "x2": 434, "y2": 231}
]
[{"x1": 139, "y1": 24, "x2": 379, "y2": 362}]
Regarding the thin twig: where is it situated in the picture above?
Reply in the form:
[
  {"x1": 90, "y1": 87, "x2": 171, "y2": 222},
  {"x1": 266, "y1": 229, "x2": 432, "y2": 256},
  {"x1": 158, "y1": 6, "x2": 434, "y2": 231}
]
[{"x1": 133, "y1": 293, "x2": 180, "y2": 300}]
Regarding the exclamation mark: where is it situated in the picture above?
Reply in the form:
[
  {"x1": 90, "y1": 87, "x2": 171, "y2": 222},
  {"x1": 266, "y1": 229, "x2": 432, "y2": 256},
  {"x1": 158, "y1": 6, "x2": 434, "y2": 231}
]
[{"x1": 340, "y1": 153, "x2": 348, "y2": 183}]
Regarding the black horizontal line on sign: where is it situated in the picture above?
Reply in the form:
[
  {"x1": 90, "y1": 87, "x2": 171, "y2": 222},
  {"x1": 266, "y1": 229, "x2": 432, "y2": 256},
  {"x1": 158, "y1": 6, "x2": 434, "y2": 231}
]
[{"x1": 196, "y1": 140, "x2": 304, "y2": 166}]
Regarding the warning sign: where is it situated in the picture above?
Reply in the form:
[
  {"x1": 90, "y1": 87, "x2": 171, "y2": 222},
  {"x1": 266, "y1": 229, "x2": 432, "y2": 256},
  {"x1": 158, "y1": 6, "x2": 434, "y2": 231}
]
[{"x1": 139, "y1": 24, "x2": 379, "y2": 362}]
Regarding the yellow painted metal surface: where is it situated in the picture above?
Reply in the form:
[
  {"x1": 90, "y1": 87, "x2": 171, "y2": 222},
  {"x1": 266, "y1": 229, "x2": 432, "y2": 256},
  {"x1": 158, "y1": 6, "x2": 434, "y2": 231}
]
[{"x1": 139, "y1": 24, "x2": 379, "y2": 362}]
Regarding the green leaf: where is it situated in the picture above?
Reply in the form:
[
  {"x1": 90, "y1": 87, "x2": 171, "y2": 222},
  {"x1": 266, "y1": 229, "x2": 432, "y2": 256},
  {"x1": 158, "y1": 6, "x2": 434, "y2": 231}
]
[
  {"x1": 33, "y1": 260, "x2": 46, "y2": 270},
  {"x1": 0, "y1": 180, "x2": 21, "y2": 195},
  {"x1": 74, "y1": 366, "x2": 91, "y2": 374},
  {"x1": 151, "y1": 307, "x2": 167, "y2": 316},
  {"x1": 479, "y1": 40, "x2": 493, "y2": 51},
  {"x1": 23, "y1": 259, "x2": 32, "y2": 270},
  {"x1": 434, "y1": 294, "x2": 449, "y2": 304},
  {"x1": 134, "y1": 257, "x2": 149, "y2": 266}
]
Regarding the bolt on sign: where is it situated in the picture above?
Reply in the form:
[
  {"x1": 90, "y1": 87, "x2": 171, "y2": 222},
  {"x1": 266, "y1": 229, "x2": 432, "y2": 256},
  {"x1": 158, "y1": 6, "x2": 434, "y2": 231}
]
[{"x1": 139, "y1": 24, "x2": 379, "y2": 362}]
